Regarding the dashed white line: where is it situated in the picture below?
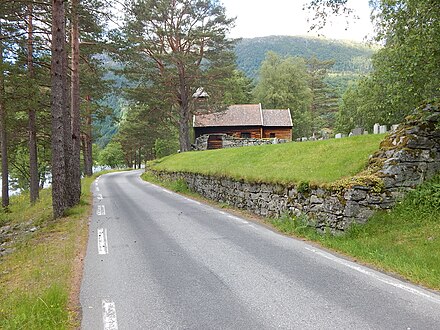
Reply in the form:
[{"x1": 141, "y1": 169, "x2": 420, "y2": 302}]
[
  {"x1": 97, "y1": 205, "x2": 106, "y2": 216},
  {"x1": 96, "y1": 186, "x2": 100, "y2": 192},
  {"x1": 305, "y1": 247, "x2": 440, "y2": 305},
  {"x1": 102, "y1": 300, "x2": 118, "y2": 330},
  {"x1": 97, "y1": 193, "x2": 103, "y2": 200},
  {"x1": 98, "y1": 228, "x2": 108, "y2": 255}
]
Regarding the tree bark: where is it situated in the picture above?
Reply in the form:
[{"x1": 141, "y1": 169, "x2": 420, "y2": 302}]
[
  {"x1": 27, "y1": 3, "x2": 39, "y2": 204},
  {"x1": 82, "y1": 95, "x2": 93, "y2": 176},
  {"x1": 51, "y1": 0, "x2": 68, "y2": 218},
  {"x1": 70, "y1": 0, "x2": 81, "y2": 203},
  {"x1": 0, "y1": 25, "x2": 9, "y2": 209},
  {"x1": 178, "y1": 70, "x2": 191, "y2": 152}
]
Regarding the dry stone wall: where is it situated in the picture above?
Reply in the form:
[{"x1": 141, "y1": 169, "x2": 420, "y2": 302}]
[
  {"x1": 193, "y1": 134, "x2": 289, "y2": 151},
  {"x1": 154, "y1": 103, "x2": 440, "y2": 233}
]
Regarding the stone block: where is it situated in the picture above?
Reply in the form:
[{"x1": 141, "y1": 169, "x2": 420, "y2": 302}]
[
  {"x1": 373, "y1": 123, "x2": 380, "y2": 134},
  {"x1": 344, "y1": 189, "x2": 367, "y2": 201}
]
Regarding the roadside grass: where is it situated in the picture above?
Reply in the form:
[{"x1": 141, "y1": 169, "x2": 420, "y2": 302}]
[
  {"x1": 141, "y1": 171, "x2": 193, "y2": 195},
  {"x1": 270, "y1": 175, "x2": 440, "y2": 291},
  {"x1": 149, "y1": 134, "x2": 385, "y2": 185},
  {"x1": 0, "y1": 173, "x2": 103, "y2": 329},
  {"x1": 142, "y1": 171, "x2": 440, "y2": 291}
]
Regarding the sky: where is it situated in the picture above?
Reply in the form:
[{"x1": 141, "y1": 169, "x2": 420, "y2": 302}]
[{"x1": 220, "y1": 0, "x2": 375, "y2": 42}]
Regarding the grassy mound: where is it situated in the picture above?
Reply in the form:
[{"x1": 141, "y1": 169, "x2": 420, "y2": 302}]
[{"x1": 149, "y1": 134, "x2": 385, "y2": 185}]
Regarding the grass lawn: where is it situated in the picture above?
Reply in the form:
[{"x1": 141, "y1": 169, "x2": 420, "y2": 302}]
[
  {"x1": 0, "y1": 174, "x2": 100, "y2": 329},
  {"x1": 149, "y1": 134, "x2": 385, "y2": 185}
]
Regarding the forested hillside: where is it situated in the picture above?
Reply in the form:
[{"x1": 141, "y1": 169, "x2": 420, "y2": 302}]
[{"x1": 235, "y1": 35, "x2": 375, "y2": 80}]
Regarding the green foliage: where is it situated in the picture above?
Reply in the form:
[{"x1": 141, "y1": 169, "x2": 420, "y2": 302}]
[
  {"x1": 154, "y1": 137, "x2": 179, "y2": 159},
  {"x1": 253, "y1": 52, "x2": 341, "y2": 137},
  {"x1": 98, "y1": 141, "x2": 125, "y2": 168},
  {"x1": 116, "y1": 0, "x2": 237, "y2": 151},
  {"x1": 307, "y1": 56, "x2": 339, "y2": 134},
  {"x1": 149, "y1": 134, "x2": 384, "y2": 185},
  {"x1": 253, "y1": 52, "x2": 313, "y2": 137},
  {"x1": 235, "y1": 36, "x2": 374, "y2": 80},
  {"x1": 336, "y1": 0, "x2": 440, "y2": 132},
  {"x1": 223, "y1": 70, "x2": 254, "y2": 105}
]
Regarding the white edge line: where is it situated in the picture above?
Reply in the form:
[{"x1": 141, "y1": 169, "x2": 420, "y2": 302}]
[
  {"x1": 102, "y1": 299, "x2": 118, "y2": 330},
  {"x1": 305, "y1": 246, "x2": 440, "y2": 304},
  {"x1": 227, "y1": 215, "x2": 248, "y2": 224},
  {"x1": 96, "y1": 187, "x2": 100, "y2": 192}
]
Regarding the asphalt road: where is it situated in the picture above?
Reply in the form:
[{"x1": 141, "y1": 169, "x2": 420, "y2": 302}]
[{"x1": 80, "y1": 170, "x2": 440, "y2": 329}]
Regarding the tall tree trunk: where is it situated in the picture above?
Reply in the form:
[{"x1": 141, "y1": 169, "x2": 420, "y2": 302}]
[
  {"x1": 70, "y1": 0, "x2": 81, "y2": 203},
  {"x1": 51, "y1": 0, "x2": 67, "y2": 218},
  {"x1": 82, "y1": 95, "x2": 93, "y2": 176},
  {"x1": 178, "y1": 70, "x2": 191, "y2": 152},
  {"x1": 0, "y1": 25, "x2": 9, "y2": 209},
  {"x1": 178, "y1": 103, "x2": 191, "y2": 152},
  {"x1": 27, "y1": 3, "x2": 39, "y2": 204}
]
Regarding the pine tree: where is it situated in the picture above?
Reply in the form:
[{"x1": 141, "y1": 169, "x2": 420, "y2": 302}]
[
  {"x1": 51, "y1": 0, "x2": 69, "y2": 218},
  {"x1": 0, "y1": 23, "x2": 9, "y2": 209},
  {"x1": 119, "y1": 0, "x2": 236, "y2": 151}
]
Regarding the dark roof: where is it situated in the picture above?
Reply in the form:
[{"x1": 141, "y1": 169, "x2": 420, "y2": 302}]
[
  {"x1": 193, "y1": 104, "x2": 292, "y2": 128},
  {"x1": 262, "y1": 109, "x2": 293, "y2": 127}
]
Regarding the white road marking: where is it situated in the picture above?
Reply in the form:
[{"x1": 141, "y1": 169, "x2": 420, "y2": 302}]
[
  {"x1": 96, "y1": 186, "x2": 100, "y2": 192},
  {"x1": 95, "y1": 182, "x2": 99, "y2": 187},
  {"x1": 98, "y1": 228, "x2": 108, "y2": 255},
  {"x1": 227, "y1": 215, "x2": 248, "y2": 224},
  {"x1": 102, "y1": 300, "x2": 118, "y2": 330},
  {"x1": 305, "y1": 247, "x2": 440, "y2": 305},
  {"x1": 97, "y1": 205, "x2": 106, "y2": 216},
  {"x1": 162, "y1": 189, "x2": 173, "y2": 194},
  {"x1": 97, "y1": 193, "x2": 103, "y2": 200}
]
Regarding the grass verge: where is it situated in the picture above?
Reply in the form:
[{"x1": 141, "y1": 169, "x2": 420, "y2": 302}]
[
  {"x1": 149, "y1": 134, "x2": 385, "y2": 185},
  {"x1": 142, "y1": 171, "x2": 440, "y2": 292},
  {"x1": 0, "y1": 173, "x2": 104, "y2": 329}
]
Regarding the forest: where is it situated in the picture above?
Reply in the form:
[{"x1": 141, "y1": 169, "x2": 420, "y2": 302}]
[{"x1": 0, "y1": 0, "x2": 439, "y2": 218}]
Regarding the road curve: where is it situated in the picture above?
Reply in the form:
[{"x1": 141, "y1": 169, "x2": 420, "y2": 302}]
[{"x1": 80, "y1": 170, "x2": 440, "y2": 329}]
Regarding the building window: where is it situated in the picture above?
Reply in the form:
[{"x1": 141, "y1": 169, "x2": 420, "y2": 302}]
[
  {"x1": 269, "y1": 133, "x2": 276, "y2": 138},
  {"x1": 241, "y1": 132, "x2": 251, "y2": 138}
]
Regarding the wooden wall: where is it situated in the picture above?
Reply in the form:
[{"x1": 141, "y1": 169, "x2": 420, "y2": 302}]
[{"x1": 262, "y1": 127, "x2": 292, "y2": 140}]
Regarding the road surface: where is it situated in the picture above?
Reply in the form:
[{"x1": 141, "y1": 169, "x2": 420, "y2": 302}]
[{"x1": 80, "y1": 170, "x2": 440, "y2": 329}]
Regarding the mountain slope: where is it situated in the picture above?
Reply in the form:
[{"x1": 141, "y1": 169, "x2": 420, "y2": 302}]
[{"x1": 235, "y1": 35, "x2": 375, "y2": 80}]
